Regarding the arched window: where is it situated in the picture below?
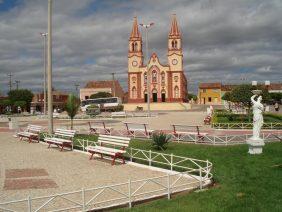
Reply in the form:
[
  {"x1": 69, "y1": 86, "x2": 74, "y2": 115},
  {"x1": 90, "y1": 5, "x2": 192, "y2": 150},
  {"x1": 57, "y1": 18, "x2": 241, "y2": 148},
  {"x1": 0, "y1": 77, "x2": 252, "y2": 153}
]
[
  {"x1": 134, "y1": 42, "x2": 138, "y2": 51},
  {"x1": 174, "y1": 86, "x2": 179, "y2": 98},
  {"x1": 161, "y1": 72, "x2": 165, "y2": 84},
  {"x1": 171, "y1": 40, "x2": 175, "y2": 49},
  {"x1": 131, "y1": 87, "x2": 137, "y2": 99},
  {"x1": 144, "y1": 72, "x2": 147, "y2": 84},
  {"x1": 131, "y1": 43, "x2": 135, "y2": 51},
  {"x1": 152, "y1": 70, "x2": 157, "y2": 83},
  {"x1": 174, "y1": 40, "x2": 178, "y2": 49}
]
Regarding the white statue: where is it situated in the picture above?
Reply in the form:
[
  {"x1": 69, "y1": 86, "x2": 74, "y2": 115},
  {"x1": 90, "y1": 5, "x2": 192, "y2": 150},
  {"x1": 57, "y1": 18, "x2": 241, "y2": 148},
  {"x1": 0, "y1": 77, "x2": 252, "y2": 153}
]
[{"x1": 250, "y1": 95, "x2": 264, "y2": 140}]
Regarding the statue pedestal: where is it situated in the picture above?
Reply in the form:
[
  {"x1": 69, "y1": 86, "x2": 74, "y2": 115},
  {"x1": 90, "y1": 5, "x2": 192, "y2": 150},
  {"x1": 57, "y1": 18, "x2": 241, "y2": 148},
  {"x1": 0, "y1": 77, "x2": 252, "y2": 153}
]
[{"x1": 246, "y1": 138, "x2": 265, "y2": 154}]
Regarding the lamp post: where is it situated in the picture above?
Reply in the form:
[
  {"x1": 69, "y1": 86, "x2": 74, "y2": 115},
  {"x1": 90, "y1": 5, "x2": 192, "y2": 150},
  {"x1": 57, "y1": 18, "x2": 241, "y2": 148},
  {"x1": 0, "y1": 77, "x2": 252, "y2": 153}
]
[
  {"x1": 40, "y1": 32, "x2": 48, "y2": 115},
  {"x1": 111, "y1": 73, "x2": 116, "y2": 97},
  {"x1": 140, "y1": 22, "x2": 154, "y2": 116},
  {"x1": 47, "y1": 0, "x2": 53, "y2": 134}
]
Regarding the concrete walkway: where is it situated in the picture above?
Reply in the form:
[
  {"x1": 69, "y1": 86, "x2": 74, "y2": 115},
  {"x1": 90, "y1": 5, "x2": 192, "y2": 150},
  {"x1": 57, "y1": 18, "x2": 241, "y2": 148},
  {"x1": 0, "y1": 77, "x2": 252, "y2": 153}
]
[{"x1": 0, "y1": 133, "x2": 163, "y2": 201}]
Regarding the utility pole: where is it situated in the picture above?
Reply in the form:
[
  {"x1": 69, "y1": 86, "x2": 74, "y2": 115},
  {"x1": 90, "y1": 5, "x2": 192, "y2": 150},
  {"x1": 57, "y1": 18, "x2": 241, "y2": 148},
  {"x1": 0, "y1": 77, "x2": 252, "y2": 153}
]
[
  {"x1": 111, "y1": 73, "x2": 115, "y2": 97},
  {"x1": 47, "y1": 0, "x2": 53, "y2": 134},
  {"x1": 15, "y1": 80, "x2": 20, "y2": 90},
  {"x1": 140, "y1": 22, "x2": 154, "y2": 117},
  {"x1": 74, "y1": 83, "x2": 80, "y2": 97},
  {"x1": 8, "y1": 73, "x2": 13, "y2": 92},
  {"x1": 40, "y1": 32, "x2": 48, "y2": 115}
]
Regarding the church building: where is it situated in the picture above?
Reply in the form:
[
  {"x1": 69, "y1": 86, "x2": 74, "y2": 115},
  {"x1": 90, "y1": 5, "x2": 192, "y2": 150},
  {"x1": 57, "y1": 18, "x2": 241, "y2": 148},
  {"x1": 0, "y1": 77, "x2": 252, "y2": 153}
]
[{"x1": 127, "y1": 15, "x2": 188, "y2": 103}]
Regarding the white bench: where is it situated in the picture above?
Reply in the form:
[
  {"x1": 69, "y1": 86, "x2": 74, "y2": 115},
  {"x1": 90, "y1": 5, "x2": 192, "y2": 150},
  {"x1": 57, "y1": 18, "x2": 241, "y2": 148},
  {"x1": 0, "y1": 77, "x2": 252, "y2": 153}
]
[
  {"x1": 124, "y1": 122, "x2": 154, "y2": 138},
  {"x1": 111, "y1": 111, "x2": 127, "y2": 118},
  {"x1": 171, "y1": 124, "x2": 208, "y2": 142},
  {"x1": 88, "y1": 121, "x2": 113, "y2": 135},
  {"x1": 17, "y1": 124, "x2": 42, "y2": 143},
  {"x1": 44, "y1": 129, "x2": 76, "y2": 151},
  {"x1": 86, "y1": 135, "x2": 131, "y2": 165}
]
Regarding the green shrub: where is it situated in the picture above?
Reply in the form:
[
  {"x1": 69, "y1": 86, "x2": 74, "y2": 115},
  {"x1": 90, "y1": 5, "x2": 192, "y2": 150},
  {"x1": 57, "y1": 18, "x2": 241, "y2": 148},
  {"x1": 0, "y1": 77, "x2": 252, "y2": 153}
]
[{"x1": 151, "y1": 132, "x2": 170, "y2": 151}]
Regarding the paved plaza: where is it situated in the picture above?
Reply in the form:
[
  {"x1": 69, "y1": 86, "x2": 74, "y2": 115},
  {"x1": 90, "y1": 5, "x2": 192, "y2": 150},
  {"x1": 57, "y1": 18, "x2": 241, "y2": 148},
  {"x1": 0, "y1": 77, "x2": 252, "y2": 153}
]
[{"x1": 0, "y1": 132, "x2": 167, "y2": 202}]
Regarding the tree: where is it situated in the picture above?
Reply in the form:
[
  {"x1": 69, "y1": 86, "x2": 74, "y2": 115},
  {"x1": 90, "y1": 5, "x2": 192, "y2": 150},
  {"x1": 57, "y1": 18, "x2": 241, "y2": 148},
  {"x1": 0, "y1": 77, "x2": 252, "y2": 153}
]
[
  {"x1": 187, "y1": 94, "x2": 198, "y2": 102},
  {"x1": 65, "y1": 94, "x2": 80, "y2": 130},
  {"x1": 222, "y1": 92, "x2": 233, "y2": 111},
  {"x1": 229, "y1": 84, "x2": 270, "y2": 121},
  {"x1": 0, "y1": 99, "x2": 12, "y2": 107},
  {"x1": 8, "y1": 89, "x2": 33, "y2": 112},
  {"x1": 270, "y1": 93, "x2": 282, "y2": 103},
  {"x1": 14, "y1": 101, "x2": 26, "y2": 112},
  {"x1": 90, "y1": 92, "x2": 112, "y2": 99}
]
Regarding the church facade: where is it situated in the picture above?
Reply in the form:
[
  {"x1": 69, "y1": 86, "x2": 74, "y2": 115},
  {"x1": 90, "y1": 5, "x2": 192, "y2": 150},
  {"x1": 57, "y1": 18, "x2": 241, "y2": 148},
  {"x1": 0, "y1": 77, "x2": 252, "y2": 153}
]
[{"x1": 127, "y1": 15, "x2": 188, "y2": 103}]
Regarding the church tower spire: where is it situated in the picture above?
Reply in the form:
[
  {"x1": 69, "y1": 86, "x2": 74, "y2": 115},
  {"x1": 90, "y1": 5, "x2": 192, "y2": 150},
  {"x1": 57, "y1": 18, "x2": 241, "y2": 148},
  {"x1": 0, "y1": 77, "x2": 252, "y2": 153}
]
[
  {"x1": 130, "y1": 17, "x2": 141, "y2": 39},
  {"x1": 169, "y1": 14, "x2": 181, "y2": 38},
  {"x1": 128, "y1": 17, "x2": 143, "y2": 71},
  {"x1": 167, "y1": 14, "x2": 183, "y2": 70}
]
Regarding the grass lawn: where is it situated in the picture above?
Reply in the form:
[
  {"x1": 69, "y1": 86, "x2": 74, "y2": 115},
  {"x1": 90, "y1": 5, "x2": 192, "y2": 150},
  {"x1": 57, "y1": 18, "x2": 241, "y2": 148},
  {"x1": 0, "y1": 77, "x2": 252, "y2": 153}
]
[{"x1": 115, "y1": 139, "x2": 281, "y2": 212}]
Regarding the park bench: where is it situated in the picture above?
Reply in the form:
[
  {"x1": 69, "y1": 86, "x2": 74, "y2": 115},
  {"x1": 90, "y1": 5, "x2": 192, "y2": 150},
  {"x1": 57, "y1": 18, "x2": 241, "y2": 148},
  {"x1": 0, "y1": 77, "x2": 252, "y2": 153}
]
[
  {"x1": 86, "y1": 135, "x2": 131, "y2": 165},
  {"x1": 17, "y1": 124, "x2": 42, "y2": 143},
  {"x1": 111, "y1": 111, "x2": 127, "y2": 118},
  {"x1": 204, "y1": 115, "x2": 212, "y2": 125},
  {"x1": 171, "y1": 124, "x2": 208, "y2": 142},
  {"x1": 88, "y1": 121, "x2": 113, "y2": 135},
  {"x1": 44, "y1": 129, "x2": 76, "y2": 151},
  {"x1": 124, "y1": 122, "x2": 154, "y2": 138}
]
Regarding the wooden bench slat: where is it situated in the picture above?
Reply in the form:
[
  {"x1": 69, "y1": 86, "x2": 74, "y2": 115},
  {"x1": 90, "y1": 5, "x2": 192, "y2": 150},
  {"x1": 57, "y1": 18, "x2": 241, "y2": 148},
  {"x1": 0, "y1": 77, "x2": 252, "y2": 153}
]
[
  {"x1": 87, "y1": 135, "x2": 130, "y2": 165},
  {"x1": 98, "y1": 140, "x2": 128, "y2": 147},
  {"x1": 17, "y1": 124, "x2": 42, "y2": 143},
  {"x1": 99, "y1": 135, "x2": 131, "y2": 141}
]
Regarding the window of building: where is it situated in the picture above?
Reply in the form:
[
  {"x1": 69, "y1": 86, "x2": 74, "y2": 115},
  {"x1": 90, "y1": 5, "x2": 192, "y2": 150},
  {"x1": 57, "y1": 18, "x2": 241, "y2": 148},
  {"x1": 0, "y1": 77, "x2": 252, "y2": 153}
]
[
  {"x1": 134, "y1": 42, "x2": 138, "y2": 51},
  {"x1": 144, "y1": 72, "x2": 147, "y2": 84},
  {"x1": 208, "y1": 97, "x2": 212, "y2": 102},
  {"x1": 152, "y1": 70, "x2": 157, "y2": 83},
  {"x1": 203, "y1": 89, "x2": 206, "y2": 93},
  {"x1": 161, "y1": 72, "x2": 165, "y2": 84},
  {"x1": 131, "y1": 87, "x2": 137, "y2": 99},
  {"x1": 174, "y1": 86, "x2": 179, "y2": 98}
]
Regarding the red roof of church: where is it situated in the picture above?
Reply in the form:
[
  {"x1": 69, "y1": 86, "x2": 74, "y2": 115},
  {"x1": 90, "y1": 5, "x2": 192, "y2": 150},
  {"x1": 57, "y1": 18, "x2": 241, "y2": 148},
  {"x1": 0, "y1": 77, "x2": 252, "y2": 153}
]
[
  {"x1": 169, "y1": 14, "x2": 180, "y2": 37},
  {"x1": 130, "y1": 17, "x2": 141, "y2": 38}
]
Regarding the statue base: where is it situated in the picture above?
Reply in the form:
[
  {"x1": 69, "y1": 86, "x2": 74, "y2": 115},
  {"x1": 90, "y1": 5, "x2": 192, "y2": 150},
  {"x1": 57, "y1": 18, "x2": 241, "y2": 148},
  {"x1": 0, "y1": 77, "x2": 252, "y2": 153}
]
[{"x1": 246, "y1": 137, "x2": 265, "y2": 154}]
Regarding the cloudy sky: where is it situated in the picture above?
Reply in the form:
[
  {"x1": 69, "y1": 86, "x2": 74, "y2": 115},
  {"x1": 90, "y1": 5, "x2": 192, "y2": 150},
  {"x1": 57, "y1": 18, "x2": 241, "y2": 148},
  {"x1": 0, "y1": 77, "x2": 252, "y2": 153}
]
[{"x1": 0, "y1": 0, "x2": 281, "y2": 95}]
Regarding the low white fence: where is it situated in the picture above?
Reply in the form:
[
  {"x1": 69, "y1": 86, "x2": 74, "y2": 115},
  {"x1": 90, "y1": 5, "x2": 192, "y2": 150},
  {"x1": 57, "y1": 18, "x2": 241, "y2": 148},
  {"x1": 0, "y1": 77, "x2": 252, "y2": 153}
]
[
  {"x1": 212, "y1": 122, "x2": 282, "y2": 130},
  {"x1": 168, "y1": 131, "x2": 282, "y2": 145},
  {"x1": 44, "y1": 124, "x2": 282, "y2": 145},
  {"x1": 0, "y1": 146, "x2": 212, "y2": 212}
]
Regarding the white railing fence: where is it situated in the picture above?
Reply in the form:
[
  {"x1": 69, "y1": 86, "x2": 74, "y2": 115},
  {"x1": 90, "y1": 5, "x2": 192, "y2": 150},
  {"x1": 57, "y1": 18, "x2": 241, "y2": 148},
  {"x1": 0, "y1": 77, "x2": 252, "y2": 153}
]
[
  {"x1": 167, "y1": 131, "x2": 281, "y2": 145},
  {"x1": 0, "y1": 145, "x2": 212, "y2": 212},
  {"x1": 212, "y1": 122, "x2": 282, "y2": 130}
]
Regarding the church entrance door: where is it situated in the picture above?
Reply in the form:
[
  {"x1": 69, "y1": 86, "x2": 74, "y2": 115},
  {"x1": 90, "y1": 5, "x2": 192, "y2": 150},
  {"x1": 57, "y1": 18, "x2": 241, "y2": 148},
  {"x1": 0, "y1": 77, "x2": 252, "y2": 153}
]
[
  {"x1": 144, "y1": 94, "x2": 147, "y2": 102},
  {"x1": 161, "y1": 93, "x2": 166, "y2": 102},
  {"x1": 152, "y1": 90, "x2": 158, "y2": 102}
]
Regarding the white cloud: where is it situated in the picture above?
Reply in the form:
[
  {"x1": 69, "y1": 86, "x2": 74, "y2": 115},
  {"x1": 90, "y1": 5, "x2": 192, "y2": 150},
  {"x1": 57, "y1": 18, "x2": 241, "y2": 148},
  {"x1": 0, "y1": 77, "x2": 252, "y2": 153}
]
[{"x1": 0, "y1": 0, "x2": 282, "y2": 94}]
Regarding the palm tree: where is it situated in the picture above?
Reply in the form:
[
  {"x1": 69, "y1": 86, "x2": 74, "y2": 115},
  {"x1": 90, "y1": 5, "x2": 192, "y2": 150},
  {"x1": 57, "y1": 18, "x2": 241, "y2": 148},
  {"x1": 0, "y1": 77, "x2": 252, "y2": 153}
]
[{"x1": 65, "y1": 94, "x2": 80, "y2": 130}]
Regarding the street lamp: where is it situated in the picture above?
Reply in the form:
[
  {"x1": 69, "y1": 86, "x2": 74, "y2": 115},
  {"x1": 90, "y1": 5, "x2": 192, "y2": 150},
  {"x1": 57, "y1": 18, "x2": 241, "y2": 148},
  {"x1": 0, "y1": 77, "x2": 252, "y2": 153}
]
[
  {"x1": 47, "y1": 0, "x2": 53, "y2": 133},
  {"x1": 40, "y1": 32, "x2": 48, "y2": 115},
  {"x1": 140, "y1": 22, "x2": 154, "y2": 117}
]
